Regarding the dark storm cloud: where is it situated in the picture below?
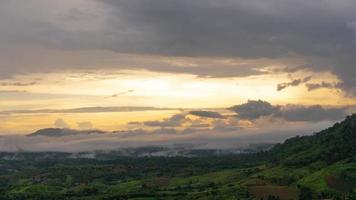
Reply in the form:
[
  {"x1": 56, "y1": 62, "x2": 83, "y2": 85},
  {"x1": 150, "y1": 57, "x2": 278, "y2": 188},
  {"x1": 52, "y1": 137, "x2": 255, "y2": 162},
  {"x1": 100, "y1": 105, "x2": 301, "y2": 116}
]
[
  {"x1": 101, "y1": 0, "x2": 356, "y2": 57},
  {"x1": 93, "y1": 0, "x2": 356, "y2": 96},
  {"x1": 229, "y1": 100, "x2": 348, "y2": 122},
  {"x1": 0, "y1": 0, "x2": 356, "y2": 95},
  {"x1": 102, "y1": 0, "x2": 356, "y2": 95}
]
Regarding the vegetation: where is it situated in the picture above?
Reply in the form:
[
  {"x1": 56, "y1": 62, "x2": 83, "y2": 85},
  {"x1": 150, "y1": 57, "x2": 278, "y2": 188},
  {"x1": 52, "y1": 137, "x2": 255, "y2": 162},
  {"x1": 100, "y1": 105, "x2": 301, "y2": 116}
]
[{"x1": 0, "y1": 114, "x2": 355, "y2": 200}]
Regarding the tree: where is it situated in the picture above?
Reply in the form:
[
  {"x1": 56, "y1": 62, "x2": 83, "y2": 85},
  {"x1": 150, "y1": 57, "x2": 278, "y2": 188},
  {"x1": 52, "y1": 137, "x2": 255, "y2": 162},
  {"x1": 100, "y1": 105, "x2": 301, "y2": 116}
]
[{"x1": 298, "y1": 186, "x2": 312, "y2": 200}]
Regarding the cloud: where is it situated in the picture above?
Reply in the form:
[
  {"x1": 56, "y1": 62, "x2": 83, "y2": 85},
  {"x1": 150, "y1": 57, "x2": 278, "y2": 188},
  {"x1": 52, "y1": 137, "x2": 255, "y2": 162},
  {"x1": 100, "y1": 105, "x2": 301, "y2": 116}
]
[
  {"x1": 77, "y1": 121, "x2": 93, "y2": 130},
  {"x1": 138, "y1": 111, "x2": 236, "y2": 130},
  {"x1": 229, "y1": 100, "x2": 281, "y2": 120},
  {"x1": 127, "y1": 121, "x2": 142, "y2": 125},
  {"x1": 280, "y1": 105, "x2": 347, "y2": 122},
  {"x1": 347, "y1": 20, "x2": 356, "y2": 36},
  {"x1": 0, "y1": 0, "x2": 356, "y2": 95},
  {"x1": 151, "y1": 128, "x2": 177, "y2": 135},
  {"x1": 0, "y1": 90, "x2": 28, "y2": 94},
  {"x1": 229, "y1": 100, "x2": 348, "y2": 122},
  {"x1": 0, "y1": 49, "x2": 265, "y2": 79},
  {"x1": 127, "y1": 111, "x2": 238, "y2": 131},
  {"x1": 212, "y1": 119, "x2": 242, "y2": 132},
  {"x1": 0, "y1": 81, "x2": 37, "y2": 86},
  {"x1": 143, "y1": 114, "x2": 187, "y2": 127},
  {"x1": 277, "y1": 76, "x2": 312, "y2": 91},
  {"x1": 99, "y1": 0, "x2": 356, "y2": 96},
  {"x1": 305, "y1": 82, "x2": 339, "y2": 91},
  {"x1": 189, "y1": 110, "x2": 225, "y2": 118},
  {"x1": 16, "y1": 0, "x2": 350, "y2": 59},
  {"x1": 54, "y1": 118, "x2": 70, "y2": 129},
  {"x1": 111, "y1": 89, "x2": 135, "y2": 97},
  {"x1": 0, "y1": 106, "x2": 176, "y2": 115}
]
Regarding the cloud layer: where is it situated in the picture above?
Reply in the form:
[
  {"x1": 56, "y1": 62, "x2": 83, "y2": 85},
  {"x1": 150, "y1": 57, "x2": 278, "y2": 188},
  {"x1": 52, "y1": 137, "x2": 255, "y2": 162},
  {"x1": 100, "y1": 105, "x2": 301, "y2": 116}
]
[
  {"x1": 0, "y1": 0, "x2": 356, "y2": 95},
  {"x1": 0, "y1": 119, "x2": 334, "y2": 152},
  {"x1": 0, "y1": 99, "x2": 351, "y2": 152},
  {"x1": 0, "y1": 106, "x2": 175, "y2": 115},
  {"x1": 229, "y1": 100, "x2": 348, "y2": 121}
]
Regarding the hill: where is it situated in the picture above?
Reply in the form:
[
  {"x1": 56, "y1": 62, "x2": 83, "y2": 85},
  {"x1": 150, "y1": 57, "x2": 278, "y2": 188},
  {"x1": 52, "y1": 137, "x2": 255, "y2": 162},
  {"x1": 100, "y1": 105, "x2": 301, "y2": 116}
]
[{"x1": 270, "y1": 114, "x2": 356, "y2": 165}]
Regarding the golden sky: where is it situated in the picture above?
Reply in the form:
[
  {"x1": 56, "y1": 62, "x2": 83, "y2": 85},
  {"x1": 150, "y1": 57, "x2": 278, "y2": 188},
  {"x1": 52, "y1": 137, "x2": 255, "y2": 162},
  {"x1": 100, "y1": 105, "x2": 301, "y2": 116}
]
[{"x1": 1, "y1": 62, "x2": 354, "y2": 134}]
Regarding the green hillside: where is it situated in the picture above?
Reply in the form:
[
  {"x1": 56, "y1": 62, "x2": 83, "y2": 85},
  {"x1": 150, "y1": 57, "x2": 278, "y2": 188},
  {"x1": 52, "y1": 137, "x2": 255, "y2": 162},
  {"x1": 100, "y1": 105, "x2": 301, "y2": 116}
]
[{"x1": 271, "y1": 114, "x2": 356, "y2": 165}]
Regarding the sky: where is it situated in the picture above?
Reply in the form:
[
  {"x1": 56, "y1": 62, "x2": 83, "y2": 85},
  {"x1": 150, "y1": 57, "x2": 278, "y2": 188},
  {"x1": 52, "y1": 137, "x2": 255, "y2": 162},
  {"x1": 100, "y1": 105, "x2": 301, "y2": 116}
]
[{"x1": 0, "y1": 0, "x2": 356, "y2": 151}]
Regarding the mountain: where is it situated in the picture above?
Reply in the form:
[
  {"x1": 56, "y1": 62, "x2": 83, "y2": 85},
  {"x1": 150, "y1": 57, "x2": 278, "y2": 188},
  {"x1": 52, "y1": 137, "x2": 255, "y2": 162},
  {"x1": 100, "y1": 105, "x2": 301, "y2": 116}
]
[{"x1": 27, "y1": 128, "x2": 107, "y2": 137}]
